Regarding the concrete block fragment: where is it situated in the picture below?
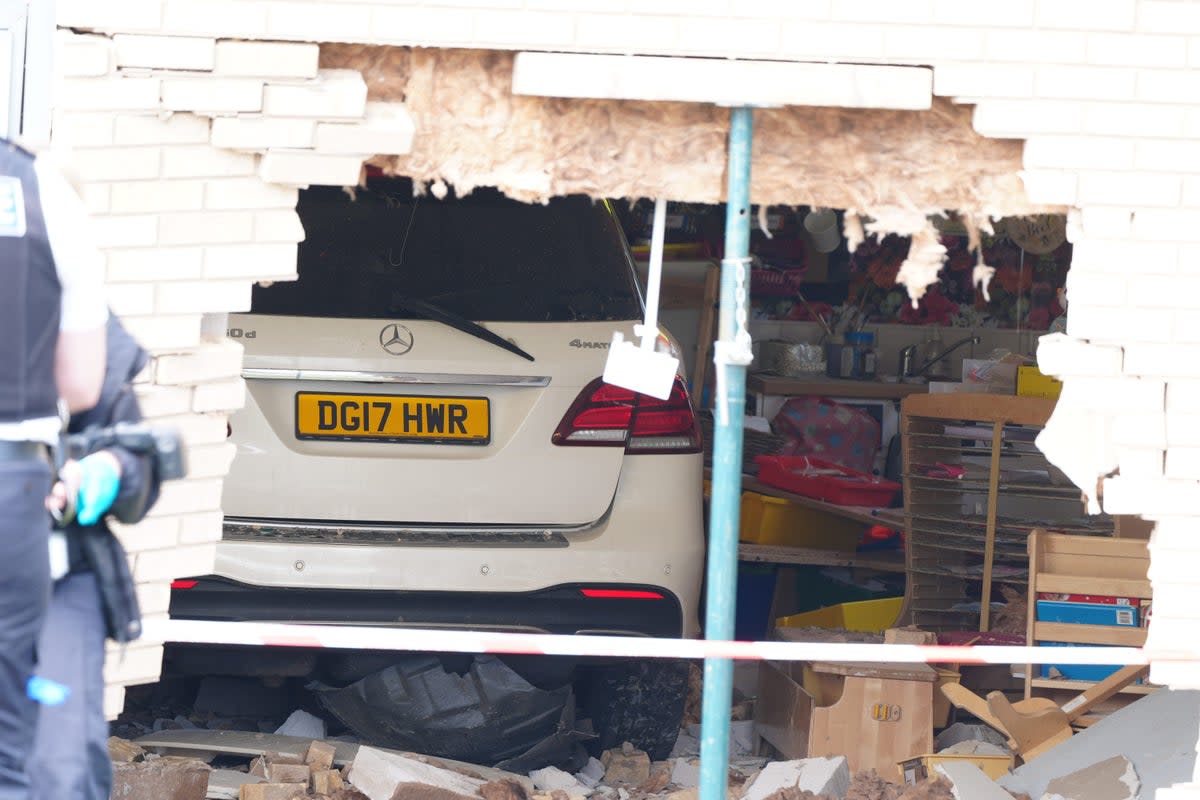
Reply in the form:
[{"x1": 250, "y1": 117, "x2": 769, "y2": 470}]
[
  {"x1": 743, "y1": 757, "x2": 850, "y2": 800},
  {"x1": 111, "y1": 756, "x2": 210, "y2": 800},
  {"x1": 670, "y1": 758, "x2": 700, "y2": 788},
  {"x1": 347, "y1": 746, "x2": 485, "y2": 800},
  {"x1": 601, "y1": 742, "x2": 651, "y2": 784},
  {"x1": 1040, "y1": 755, "x2": 1139, "y2": 800},
  {"x1": 934, "y1": 761, "x2": 1013, "y2": 799}
]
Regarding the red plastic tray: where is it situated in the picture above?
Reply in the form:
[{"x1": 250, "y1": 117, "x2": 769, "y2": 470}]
[{"x1": 754, "y1": 455, "x2": 900, "y2": 507}]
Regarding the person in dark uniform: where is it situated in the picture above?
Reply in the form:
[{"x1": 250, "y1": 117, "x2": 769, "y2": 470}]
[
  {"x1": 0, "y1": 140, "x2": 107, "y2": 798},
  {"x1": 30, "y1": 313, "x2": 161, "y2": 800}
]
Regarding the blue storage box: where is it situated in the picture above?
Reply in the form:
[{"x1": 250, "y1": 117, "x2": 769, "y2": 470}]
[
  {"x1": 1036, "y1": 600, "x2": 1138, "y2": 627},
  {"x1": 1039, "y1": 642, "x2": 1125, "y2": 681}
]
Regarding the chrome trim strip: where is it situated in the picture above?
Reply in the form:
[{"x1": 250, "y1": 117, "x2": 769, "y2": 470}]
[
  {"x1": 242, "y1": 368, "x2": 550, "y2": 387},
  {"x1": 222, "y1": 516, "x2": 597, "y2": 547}
]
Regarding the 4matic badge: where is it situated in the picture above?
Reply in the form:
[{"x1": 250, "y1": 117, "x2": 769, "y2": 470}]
[
  {"x1": 380, "y1": 323, "x2": 415, "y2": 355},
  {"x1": 569, "y1": 339, "x2": 610, "y2": 350}
]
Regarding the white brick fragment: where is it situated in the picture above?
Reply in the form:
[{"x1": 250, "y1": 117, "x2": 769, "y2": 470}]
[
  {"x1": 67, "y1": 148, "x2": 161, "y2": 182},
  {"x1": 1135, "y1": 139, "x2": 1200, "y2": 172},
  {"x1": 214, "y1": 40, "x2": 319, "y2": 79},
  {"x1": 107, "y1": 247, "x2": 204, "y2": 282},
  {"x1": 120, "y1": 314, "x2": 204, "y2": 352},
  {"x1": 56, "y1": 32, "x2": 113, "y2": 77},
  {"x1": 202, "y1": 243, "x2": 298, "y2": 279},
  {"x1": 51, "y1": 111, "x2": 116, "y2": 147},
  {"x1": 106, "y1": 283, "x2": 156, "y2": 317},
  {"x1": 211, "y1": 116, "x2": 315, "y2": 150},
  {"x1": 179, "y1": 510, "x2": 226, "y2": 543},
  {"x1": 262, "y1": 70, "x2": 368, "y2": 119},
  {"x1": 1103, "y1": 477, "x2": 1200, "y2": 516},
  {"x1": 193, "y1": 379, "x2": 246, "y2": 413},
  {"x1": 1165, "y1": 448, "x2": 1200, "y2": 480},
  {"x1": 55, "y1": 77, "x2": 162, "y2": 111},
  {"x1": 1125, "y1": 345, "x2": 1200, "y2": 378},
  {"x1": 1018, "y1": 169, "x2": 1077, "y2": 205},
  {"x1": 57, "y1": 0, "x2": 163, "y2": 31},
  {"x1": 1037, "y1": 0, "x2": 1135, "y2": 31},
  {"x1": 157, "y1": 279, "x2": 252, "y2": 314},
  {"x1": 131, "y1": 384, "x2": 194, "y2": 418},
  {"x1": 161, "y1": 0, "x2": 269, "y2": 37},
  {"x1": 253, "y1": 210, "x2": 305, "y2": 243},
  {"x1": 315, "y1": 102, "x2": 415, "y2": 156},
  {"x1": 157, "y1": 211, "x2": 255, "y2": 245},
  {"x1": 259, "y1": 150, "x2": 364, "y2": 187},
  {"x1": 974, "y1": 100, "x2": 1083, "y2": 137},
  {"x1": 932, "y1": 63, "x2": 1035, "y2": 99},
  {"x1": 114, "y1": 34, "x2": 216, "y2": 70},
  {"x1": 265, "y1": 2, "x2": 373, "y2": 42},
  {"x1": 1036, "y1": 333, "x2": 1123, "y2": 377},
  {"x1": 134, "y1": 543, "x2": 217, "y2": 581},
  {"x1": 1070, "y1": 307, "x2": 1170, "y2": 343},
  {"x1": 110, "y1": 180, "x2": 206, "y2": 214},
  {"x1": 1119, "y1": 447, "x2": 1165, "y2": 479},
  {"x1": 114, "y1": 113, "x2": 212, "y2": 145},
  {"x1": 205, "y1": 179, "x2": 298, "y2": 210},
  {"x1": 1167, "y1": 380, "x2": 1200, "y2": 411},
  {"x1": 1023, "y1": 136, "x2": 1135, "y2": 170},
  {"x1": 153, "y1": 341, "x2": 244, "y2": 385},
  {"x1": 92, "y1": 215, "x2": 159, "y2": 249},
  {"x1": 162, "y1": 145, "x2": 257, "y2": 178},
  {"x1": 1079, "y1": 172, "x2": 1182, "y2": 207},
  {"x1": 162, "y1": 77, "x2": 264, "y2": 113},
  {"x1": 1113, "y1": 413, "x2": 1167, "y2": 448}
]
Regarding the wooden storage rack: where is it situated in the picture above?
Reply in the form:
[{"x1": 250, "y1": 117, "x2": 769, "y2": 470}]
[
  {"x1": 1024, "y1": 530, "x2": 1154, "y2": 700},
  {"x1": 899, "y1": 394, "x2": 1115, "y2": 632}
]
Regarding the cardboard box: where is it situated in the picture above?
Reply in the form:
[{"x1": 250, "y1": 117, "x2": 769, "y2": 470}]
[{"x1": 1017, "y1": 364, "x2": 1063, "y2": 398}]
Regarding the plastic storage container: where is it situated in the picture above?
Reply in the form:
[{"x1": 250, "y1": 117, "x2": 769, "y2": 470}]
[
  {"x1": 775, "y1": 596, "x2": 903, "y2": 633},
  {"x1": 755, "y1": 455, "x2": 901, "y2": 506},
  {"x1": 897, "y1": 753, "x2": 1015, "y2": 784},
  {"x1": 739, "y1": 491, "x2": 864, "y2": 549}
]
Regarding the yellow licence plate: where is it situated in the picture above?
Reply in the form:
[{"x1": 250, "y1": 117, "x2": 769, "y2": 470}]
[{"x1": 295, "y1": 392, "x2": 490, "y2": 445}]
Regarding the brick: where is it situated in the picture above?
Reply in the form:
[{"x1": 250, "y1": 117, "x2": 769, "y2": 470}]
[
  {"x1": 211, "y1": 116, "x2": 315, "y2": 150},
  {"x1": 1113, "y1": 412, "x2": 1166, "y2": 447},
  {"x1": 192, "y1": 379, "x2": 246, "y2": 412},
  {"x1": 974, "y1": 100, "x2": 1083, "y2": 137},
  {"x1": 930, "y1": 0, "x2": 1034, "y2": 26},
  {"x1": 148, "y1": 415, "x2": 231, "y2": 450},
  {"x1": 162, "y1": 0, "x2": 269, "y2": 37},
  {"x1": 1134, "y1": 210, "x2": 1200, "y2": 243},
  {"x1": 1038, "y1": 0, "x2": 1135, "y2": 30},
  {"x1": 107, "y1": 247, "x2": 204, "y2": 282},
  {"x1": 214, "y1": 41, "x2": 319, "y2": 79},
  {"x1": 158, "y1": 279, "x2": 253, "y2": 313},
  {"x1": 1071, "y1": 239, "x2": 1180, "y2": 275},
  {"x1": 253, "y1": 210, "x2": 305, "y2": 242},
  {"x1": 110, "y1": 180, "x2": 206, "y2": 213},
  {"x1": 56, "y1": 76, "x2": 162, "y2": 111},
  {"x1": 205, "y1": 178, "x2": 298, "y2": 210},
  {"x1": 1078, "y1": 172, "x2": 1182, "y2": 207},
  {"x1": 68, "y1": 147, "x2": 161, "y2": 182},
  {"x1": 1166, "y1": 448, "x2": 1200, "y2": 479},
  {"x1": 304, "y1": 741, "x2": 337, "y2": 771},
  {"x1": 1079, "y1": 207, "x2": 1135, "y2": 238},
  {"x1": 239, "y1": 784, "x2": 309, "y2": 800},
  {"x1": 137, "y1": 581, "x2": 172, "y2": 615},
  {"x1": 154, "y1": 340, "x2": 245, "y2": 385},
  {"x1": 1139, "y1": 69, "x2": 1200, "y2": 105},
  {"x1": 92, "y1": 215, "x2": 159, "y2": 249},
  {"x1": 575, "y1": 14, "x2": 682, "y2": 53},
  {"x1": 932, "y1": 63, "x2": 1036, "y2": 98},
  {"x1": 1184, "y1": 178, "x2": 1200, "y2": 208},
  {"x1": 57, "y1": 0, "x2": 163, "y2": 31},
  {"x1": 1062, "y1": 271, "x2": 1128, "y2": 306},
  {"x1": 265, "y1": 763, "x2": 310, "y2": 783},
  {"x1": 203, "y1": 243, "x2": 298, "y2": 279},
  {"x1": 265, "y1": 2, "x2": 373, "y2": 41},
  {"x1": 983, "y1": 29, "x2": 1087, "y2": 63},
  {"x1": 1035, "y1": 65, "x2": 1136, "y2": 100},
  {"x1": 673, "y1": 16, "x2": 785, "y2": 56},
  {"x1": 1169, "y1": 381, "x2": 1200, "y2": 415},
  {"x1": 115, "y1": 113, "x2": 212, "y2": 145},
  {"x1": 51, "y1": 110, "x2": 117, "y2": 146},
  {"x1": 104, "y1": 644, "x2": 165, "y2": 687},
  {"x1": 259, "y1": 150, "x2": 364, "y2": 186},
  {"x1": 634, "y1": 0, "x2": 743, "y2": 14},
  {"x1": 371, "y1": 6, "x2": 478, "y2": 46},
  {"x1": 121, "y1": 314, "x2": 204, "y2": 352},
  {"x1": 1124, "y1": 344, "x2": 1200, "y2": 377},
  {"x1": 1102, "y1": 476, "x2": 1198, "y2": 516},
  {"x1": 1082, "y1": 102, "x2": 1188, "y2": 138},
  {"x1": 1036, "y1": 333, "x2": 1124, "y2": 376},
  {"x1": 106, "y1": 283, "x2": 156, "y2": 317},
  {"x1": 56, "y1": 32, "x2": 113, "y2": 77},
  {"x1": 1118, "y1": 447, "x2": 1164, "y2": 479},
  {"x1": 1135, "y1": 139, "x2": 1200, "y2": 173},
  {"x1": 315, "y1": 102, "x2": 415, "y2": 156},
  {"x1": 830, "y1": 0, "x2": 934, "y2": 24},
  {"x1": 179, "y1": 510, "x2": 225, "y2": 544},
  {"x1": 1131, "y1": 276, "x2": 1200, "y2": 309},
  {"x1": 79, "y1": 183, "x2": 111, "y2": 215},
  {"x1": 514, "y1": 52, "x2": 932, "y2": 109},
  {"x1": 1017, "y1": 169, "x2": 1077, "y2": 205},
  {"x1": 1045, "y1": 377, "x2": 1163, "y2": 411},
  {"x1": 1192, "y1": 37, "x2": 1200, "y2": 69},
  {"x1": 134, "y1": 542, "x2": 218, "y2": 582},
  {"x1": 162, "y1": 77, "x2": 264, "y2": 113},
  {"x1": 157, "y1": 211, "x2": 255, "y2": 245},
  {"x1": 132, "y1": 384, "x2": 195, "y2": 417},
  {"x1": 1087, "y1": 32, "x2": 1189, "y2": 68},
  {"x1": 1148, "y1": 666, "x2": 1200, "y2": 694},
  {"x1": 182, "y1": 441, "x2": 237, "y2": 479},
  {"x1": 882, "y1": 26, "x2": 986, "y2": 61},
  {"x1": 104, "y1": 685, "x2": 127, "y2": 720},
  {"x1": 1141, "y1": 1, "x2": 1200, "y2": 34},
  {"x1": 311, "y1": 769, "x2": 344, "y2": 795},
  {"x1": 110, "y1": 516, "x2": 181, "y2": 554},
  {"x1": 262, "y1": 70, "x2": 367, "y2": 119},
  {"x1": 162, "y1": 145, "x2": 257, "y2": 178},
  {"x1": 114, "y1": 34, "x2": 216, "y2": 70},
  {"x1": 146, "y1": 474, "x2": 225, "y2": 517},
  {"x1": 779, "y1": 22, "x2": 886, "y2": 60},
  {"x1": 1166, "y1": 417, "x2": 1200, "y2": 448}
]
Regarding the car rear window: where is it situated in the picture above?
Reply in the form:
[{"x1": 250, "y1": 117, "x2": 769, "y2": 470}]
[{"x1": 250, "y1": 179, "x2": 643, "y2": 322}]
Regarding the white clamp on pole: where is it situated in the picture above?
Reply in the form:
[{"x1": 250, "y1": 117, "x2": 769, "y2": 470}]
[
  {"x1": 603, "y1": 198, "x2": 680, "y2": 400},
  {"x1": 712, "y1": 256, "x2": 754, "y2": 425}
]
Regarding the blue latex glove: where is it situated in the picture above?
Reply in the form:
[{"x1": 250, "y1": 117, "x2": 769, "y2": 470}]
[
  {"x1": 26, "y1": 676, "x2": 70, "y2": 706},
  {"x1": 75, "y1": 453, "x2": 121, "y2": 526}
]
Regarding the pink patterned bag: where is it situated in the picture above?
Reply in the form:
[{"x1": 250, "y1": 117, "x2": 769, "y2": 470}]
[{"x1": 772, "y1": 396, "x2": 881, "y2": 475}]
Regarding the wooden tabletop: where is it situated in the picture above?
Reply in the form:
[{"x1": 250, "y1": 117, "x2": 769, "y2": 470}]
[{"x1": 748, "y1": 372, "x2": 930, "y2": 400}]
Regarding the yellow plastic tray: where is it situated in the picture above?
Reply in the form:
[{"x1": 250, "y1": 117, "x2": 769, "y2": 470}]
[{"x1": 776, "y1": 597, "x2": 903, "y2": 633}]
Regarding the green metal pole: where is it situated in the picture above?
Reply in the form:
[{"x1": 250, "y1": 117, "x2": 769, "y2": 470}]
[{"x1": 699, "y1": 106, "x2": 752, "y2": 800}]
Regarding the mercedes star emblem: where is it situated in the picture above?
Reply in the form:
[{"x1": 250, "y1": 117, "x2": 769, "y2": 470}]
[{"x1": 379, "y1": 323, "x2": 414, "y2": 356}]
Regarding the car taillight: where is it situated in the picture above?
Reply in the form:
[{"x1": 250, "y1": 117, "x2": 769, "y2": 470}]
[
  {"x1": 552, "y1": 376, "x2": 702, "y2": 454},
  {"x1": 171, "y1": 579, "x2": 198, "y2": 589}
]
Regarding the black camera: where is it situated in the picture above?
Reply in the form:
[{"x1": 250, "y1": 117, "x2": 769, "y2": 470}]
[{"x1": 63, "y1": 421, "x2": 187, "y2": 482}]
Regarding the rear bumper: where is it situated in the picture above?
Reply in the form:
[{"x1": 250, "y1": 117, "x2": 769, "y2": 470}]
[{"x1": 169, "y1": 575, "x2": 685, "y2": 638}]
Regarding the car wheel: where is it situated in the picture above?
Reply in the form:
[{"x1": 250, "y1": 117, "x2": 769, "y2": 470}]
[{"x1": 580, "y1": 658, "x2": 690, "y2": 760}]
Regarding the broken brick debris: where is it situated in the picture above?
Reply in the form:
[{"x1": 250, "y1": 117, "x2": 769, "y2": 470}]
[
  {"x1": 480, "y1": 778, "x2": 530, "y2": 800},
  {"x1": 313, "y1": 768, "x2": 347, "y2": 795},
  {"x1": 347, "y1": 746, "x2": 485, "y2": 800},
  {"x1": 109, "y1": 735, "x2": 147, "y2": 763},
  {"x1": 601, "y1": 743, "x2": 652, "y2": 785},
  {"x1": 932, "y1": 762, "x2": 1017, "y2": 800},
  {"x1": 307, "y1": 740, "x2": 339, "y2": 771},
  {"x1": 268, "y1": 763, "x2": 314, "y2": 784},
  {"x1": 744, "y1": 758, "x2": 851, "y2": 800},
  {"x1": 111, "y1": 755, "x2": 210, "y2": 800},
  {"x1": 1040, "y1": 755, "x2": 1139, "y2": 800},
  {"x1": 239, "y1": 783, "x2": 309, "y2": 800}
]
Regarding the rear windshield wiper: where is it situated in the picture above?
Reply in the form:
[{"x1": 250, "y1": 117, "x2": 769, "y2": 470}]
[{"x1": 388, "y1": 296, "x2": 535, "y2": 362}]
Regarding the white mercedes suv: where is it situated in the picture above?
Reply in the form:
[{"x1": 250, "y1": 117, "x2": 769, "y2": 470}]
[{"x1": 167, "y1": 178, "x2": 706, "y2": 759}]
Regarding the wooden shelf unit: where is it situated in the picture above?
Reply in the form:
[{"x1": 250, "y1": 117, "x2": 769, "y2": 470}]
[
  {"x1": 899, "y1": 394, "x2": 1114, "y2": 633},
  {"x1": 1025, "y1": 530, "x2": 1153, "y2": 700}
]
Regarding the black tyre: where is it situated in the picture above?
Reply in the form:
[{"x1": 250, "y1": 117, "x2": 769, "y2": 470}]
[{"x1": 579, "y1": 658, "x2": 690, "y2": 760}]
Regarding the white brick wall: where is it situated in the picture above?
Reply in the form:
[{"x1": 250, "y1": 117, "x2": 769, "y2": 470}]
[{"x1": 49, "y1": 1, "x2": 1200, "y2": 747}]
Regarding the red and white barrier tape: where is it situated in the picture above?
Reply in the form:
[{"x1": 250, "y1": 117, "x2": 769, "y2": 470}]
[{"x1": 145, "y1": 618, "x2": 1188, "y2": 666}]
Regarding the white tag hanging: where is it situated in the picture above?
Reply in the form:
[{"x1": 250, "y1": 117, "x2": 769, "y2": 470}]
[{"x1": 602, "y1": 198, "x2": 680, "y2": 400}]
